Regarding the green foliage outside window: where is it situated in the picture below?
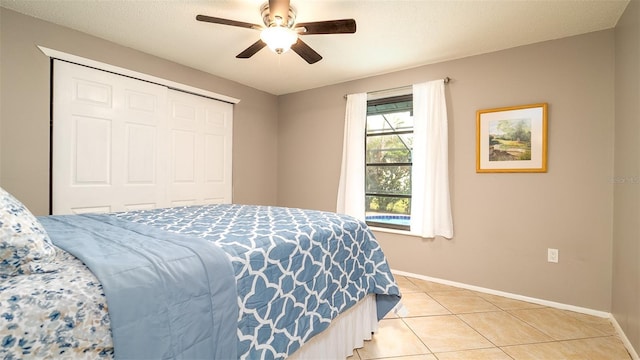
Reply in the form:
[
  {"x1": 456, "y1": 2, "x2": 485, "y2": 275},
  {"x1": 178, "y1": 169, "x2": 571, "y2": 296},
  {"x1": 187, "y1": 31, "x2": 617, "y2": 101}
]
[{"x1": 365, "y1": 109, "x2": 413, "y2": 216}]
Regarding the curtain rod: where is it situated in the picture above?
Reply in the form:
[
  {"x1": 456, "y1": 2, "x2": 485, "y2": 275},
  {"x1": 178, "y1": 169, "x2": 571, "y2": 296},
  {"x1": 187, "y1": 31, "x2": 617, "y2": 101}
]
[{"x1": 344, "y1": 77, "x2": 451, "y2": 99}]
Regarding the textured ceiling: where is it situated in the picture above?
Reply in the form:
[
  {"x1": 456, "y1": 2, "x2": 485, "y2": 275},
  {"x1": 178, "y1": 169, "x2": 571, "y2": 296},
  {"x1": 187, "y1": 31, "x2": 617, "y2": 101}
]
[{"x1": 1, "y1": 0, "x2": 630, "y2": 95}]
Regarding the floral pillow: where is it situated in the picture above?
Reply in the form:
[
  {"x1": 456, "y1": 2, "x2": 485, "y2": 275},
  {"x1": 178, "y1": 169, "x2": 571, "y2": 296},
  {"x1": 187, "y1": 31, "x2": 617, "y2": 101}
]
[{"x1": 0, "y1": 186, "x2": 56, "y2": 276}]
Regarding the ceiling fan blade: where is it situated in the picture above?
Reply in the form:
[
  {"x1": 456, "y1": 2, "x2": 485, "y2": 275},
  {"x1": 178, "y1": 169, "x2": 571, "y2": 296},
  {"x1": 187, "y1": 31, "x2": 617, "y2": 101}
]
[
  {"x1": 268, "y1": 0, "x2": 290, "y2": 25},
  {"x1": 291, "y1": 39, "x2": 322, "y2": 64},
  {"x1": 196, "y1": 15, "x2": 261, "y2": 30},
  {"x1": 296, "y1": 19, "x2": 356, "y2": 35},
  {"x1": 236, "y1": 40, "x2": 267, "y2": 59}
]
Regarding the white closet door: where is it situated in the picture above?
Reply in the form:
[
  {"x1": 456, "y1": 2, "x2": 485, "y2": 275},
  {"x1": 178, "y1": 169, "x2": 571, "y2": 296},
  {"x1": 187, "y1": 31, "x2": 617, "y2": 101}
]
[
  {"x1": 52, "y1": 61, "x2": 232, "y2": 215},
  {"x1": 53, "y1": 60, "x2": 168, "y2": 214},
  {"x1": 167, "y1": 89, "x2": 233, "y2": 206}
]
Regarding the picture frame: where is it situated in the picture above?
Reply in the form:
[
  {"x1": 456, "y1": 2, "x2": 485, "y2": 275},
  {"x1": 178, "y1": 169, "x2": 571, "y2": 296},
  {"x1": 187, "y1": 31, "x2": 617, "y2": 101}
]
[{"x1": 476, "y1": 103, "x2": 548, "y2": 173}]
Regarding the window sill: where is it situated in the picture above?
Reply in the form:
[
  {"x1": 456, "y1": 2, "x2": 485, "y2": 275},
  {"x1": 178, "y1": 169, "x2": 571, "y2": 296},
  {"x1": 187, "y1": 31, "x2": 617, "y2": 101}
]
[{"x1": 368, "y1": 225, "x2": 420, "y2": 237}]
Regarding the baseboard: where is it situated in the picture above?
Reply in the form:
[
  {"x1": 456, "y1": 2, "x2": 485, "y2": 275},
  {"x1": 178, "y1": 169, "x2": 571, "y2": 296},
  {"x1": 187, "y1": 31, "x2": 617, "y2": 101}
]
[
  {"x1": 392, "y1": 269, "x2": 610, "y2": 317},
  {"x1": 391, "y1": 269, "x2": 638, "y2": 359},
  {"x1": 611, "y1": 315, "x2": 640, "y2": 360}
]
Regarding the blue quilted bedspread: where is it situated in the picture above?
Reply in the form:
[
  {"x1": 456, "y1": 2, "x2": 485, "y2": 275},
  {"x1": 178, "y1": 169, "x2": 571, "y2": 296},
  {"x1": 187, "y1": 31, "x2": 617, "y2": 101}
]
[
  {"x1": 112, "y1": 204, "x2": 401, "y2": 359},
  {"x1": 40, "y1": 214, "x2": 238, "y2": 360}
]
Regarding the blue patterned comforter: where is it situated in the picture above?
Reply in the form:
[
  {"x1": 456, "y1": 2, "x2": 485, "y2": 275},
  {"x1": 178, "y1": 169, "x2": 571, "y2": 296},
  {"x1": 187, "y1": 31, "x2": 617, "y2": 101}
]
[{"x1": 0, "y1": 204, "x2": 400, "y2": 359}]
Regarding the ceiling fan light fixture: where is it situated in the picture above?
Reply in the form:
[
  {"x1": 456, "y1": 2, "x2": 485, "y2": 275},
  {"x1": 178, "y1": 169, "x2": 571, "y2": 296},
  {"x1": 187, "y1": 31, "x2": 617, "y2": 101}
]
[
  {"x1": 260, "y1": 26, "x2": 298, "y2": 54},
  {"x1": 196, "y1": 0, "x2": 355, "y2": 64}
]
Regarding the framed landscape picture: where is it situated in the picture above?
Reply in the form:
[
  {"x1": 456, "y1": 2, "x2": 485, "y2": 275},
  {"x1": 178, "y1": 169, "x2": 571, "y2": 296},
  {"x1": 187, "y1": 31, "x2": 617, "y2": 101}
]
[{"x1": 476, "y1": 103, "x2": 548, "y2": 173}]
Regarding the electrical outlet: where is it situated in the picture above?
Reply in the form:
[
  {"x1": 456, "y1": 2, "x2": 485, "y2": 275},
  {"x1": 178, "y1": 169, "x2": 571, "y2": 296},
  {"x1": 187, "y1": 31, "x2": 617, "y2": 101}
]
[{"x1": 548, "y1": 248, "x2": 559, "y2": 263}]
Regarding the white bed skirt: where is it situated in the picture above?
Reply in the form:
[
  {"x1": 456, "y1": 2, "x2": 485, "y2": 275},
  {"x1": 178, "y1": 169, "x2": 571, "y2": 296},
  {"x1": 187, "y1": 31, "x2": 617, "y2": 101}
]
[{"x1": 289, "y1": 294, "x2": 378, "y2": 359}]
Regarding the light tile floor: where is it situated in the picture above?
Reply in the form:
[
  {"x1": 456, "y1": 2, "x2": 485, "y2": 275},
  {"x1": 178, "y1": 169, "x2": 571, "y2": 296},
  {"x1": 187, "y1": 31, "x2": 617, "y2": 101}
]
[{"x1": 349, "y1": 276, "x2": 632, "y2": 360}]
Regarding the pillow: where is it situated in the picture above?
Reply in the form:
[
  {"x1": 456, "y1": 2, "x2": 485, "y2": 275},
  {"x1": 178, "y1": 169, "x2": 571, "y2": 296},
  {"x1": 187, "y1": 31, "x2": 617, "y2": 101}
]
[{"x1": 0, "y1": 186, "x2": 56, "y2": 276}]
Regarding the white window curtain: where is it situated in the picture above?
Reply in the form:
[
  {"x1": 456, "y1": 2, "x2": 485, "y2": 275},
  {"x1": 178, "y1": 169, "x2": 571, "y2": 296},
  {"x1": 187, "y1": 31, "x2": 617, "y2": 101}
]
[
  {"x1": 336, "y1": 93, "x2": 367, "y2": 221},
  {"x1": 336, "y1": 82, "x2": 453, "y2": 238},
  {"x1": 411, "y1": 80, "x2": 454, "y2": 238}
]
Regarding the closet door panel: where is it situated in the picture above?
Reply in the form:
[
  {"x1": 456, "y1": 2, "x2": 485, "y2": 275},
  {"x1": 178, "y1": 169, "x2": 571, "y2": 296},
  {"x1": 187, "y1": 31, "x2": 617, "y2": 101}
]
[
  {"x1": 202, "y1": 98, "x2": 233, "y2": 204},
  {"x1": 171, "y1": 130, "x2": 197, "y2": 182},
  {"x1": 126, "y1": 124, "x2": 156, "y2": 184},
  {"x1": 73, "y1": 116, "x2": 111, "y2": 184},
  {"x1": 167, "y1": 89, "x2": 232, "y2": 205},
  {"x1": 52, "y1": 61, "x2": 232, "y2": 214},
  {"x1": 119, "y1": 83, "x2": 167, "y2": 211},
  {"x1": 53, "y1": 60, "x2": 167, "y2": 214}
]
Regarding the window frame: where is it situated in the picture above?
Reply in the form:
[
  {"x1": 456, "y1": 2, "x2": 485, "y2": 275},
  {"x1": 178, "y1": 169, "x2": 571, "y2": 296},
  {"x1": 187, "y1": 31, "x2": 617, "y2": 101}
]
[{"x1": 364, "y1": 94, "x2": 413, "y2": 231}]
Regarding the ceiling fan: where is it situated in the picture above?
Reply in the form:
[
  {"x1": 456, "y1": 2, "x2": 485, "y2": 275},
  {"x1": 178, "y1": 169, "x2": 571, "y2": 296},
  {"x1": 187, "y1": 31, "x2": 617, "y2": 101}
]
[{"x1": 196, "y1": 0, "x2": 356, "y2": 64}]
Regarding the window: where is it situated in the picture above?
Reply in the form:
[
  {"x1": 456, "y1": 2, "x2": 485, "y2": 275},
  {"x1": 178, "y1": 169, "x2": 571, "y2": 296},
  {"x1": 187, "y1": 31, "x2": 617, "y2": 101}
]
[
  {"x1": 338, "y1": 81, "x2": 452, "y2": 238},
  {"x1": 365, "y1": 94, "x2": 413, "y2": 231}
]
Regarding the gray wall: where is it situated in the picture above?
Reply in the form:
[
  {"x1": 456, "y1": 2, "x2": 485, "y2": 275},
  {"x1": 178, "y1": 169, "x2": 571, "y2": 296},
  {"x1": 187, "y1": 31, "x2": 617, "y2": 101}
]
[
  {"x1": 278, "y1": 30, "x2": 616, "y2": 312},
  {"x1": 0, "y1": 8, "x2": 279, "y2": 214},
  {"x1": 613, "y1": 0, "x2": 640, "y2": 353}
]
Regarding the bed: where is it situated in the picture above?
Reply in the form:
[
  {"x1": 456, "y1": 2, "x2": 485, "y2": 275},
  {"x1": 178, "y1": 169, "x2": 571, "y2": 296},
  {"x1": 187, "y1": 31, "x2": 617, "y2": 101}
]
[{"x1": 0, "y1": 187, "x2": 401, "y2": 359}]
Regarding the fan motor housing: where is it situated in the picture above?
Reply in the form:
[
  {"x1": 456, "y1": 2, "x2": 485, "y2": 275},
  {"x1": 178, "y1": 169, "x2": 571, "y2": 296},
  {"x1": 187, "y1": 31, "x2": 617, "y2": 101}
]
[{"x1": 260, "y1": 2, "x2": 297, "y2": 28}]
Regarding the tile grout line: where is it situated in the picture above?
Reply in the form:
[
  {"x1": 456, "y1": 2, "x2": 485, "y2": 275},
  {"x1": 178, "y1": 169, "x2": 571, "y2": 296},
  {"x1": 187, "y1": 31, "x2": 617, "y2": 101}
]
[
  {"x1": 398, "y1": 316, "x2": 434, "y2": 357},
  {"x1": 403, "y1": 276, "x2": 515, "y2": 358},
  {"x1": 374, "y1": 276, "x2": 633, "y2": 360}
]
